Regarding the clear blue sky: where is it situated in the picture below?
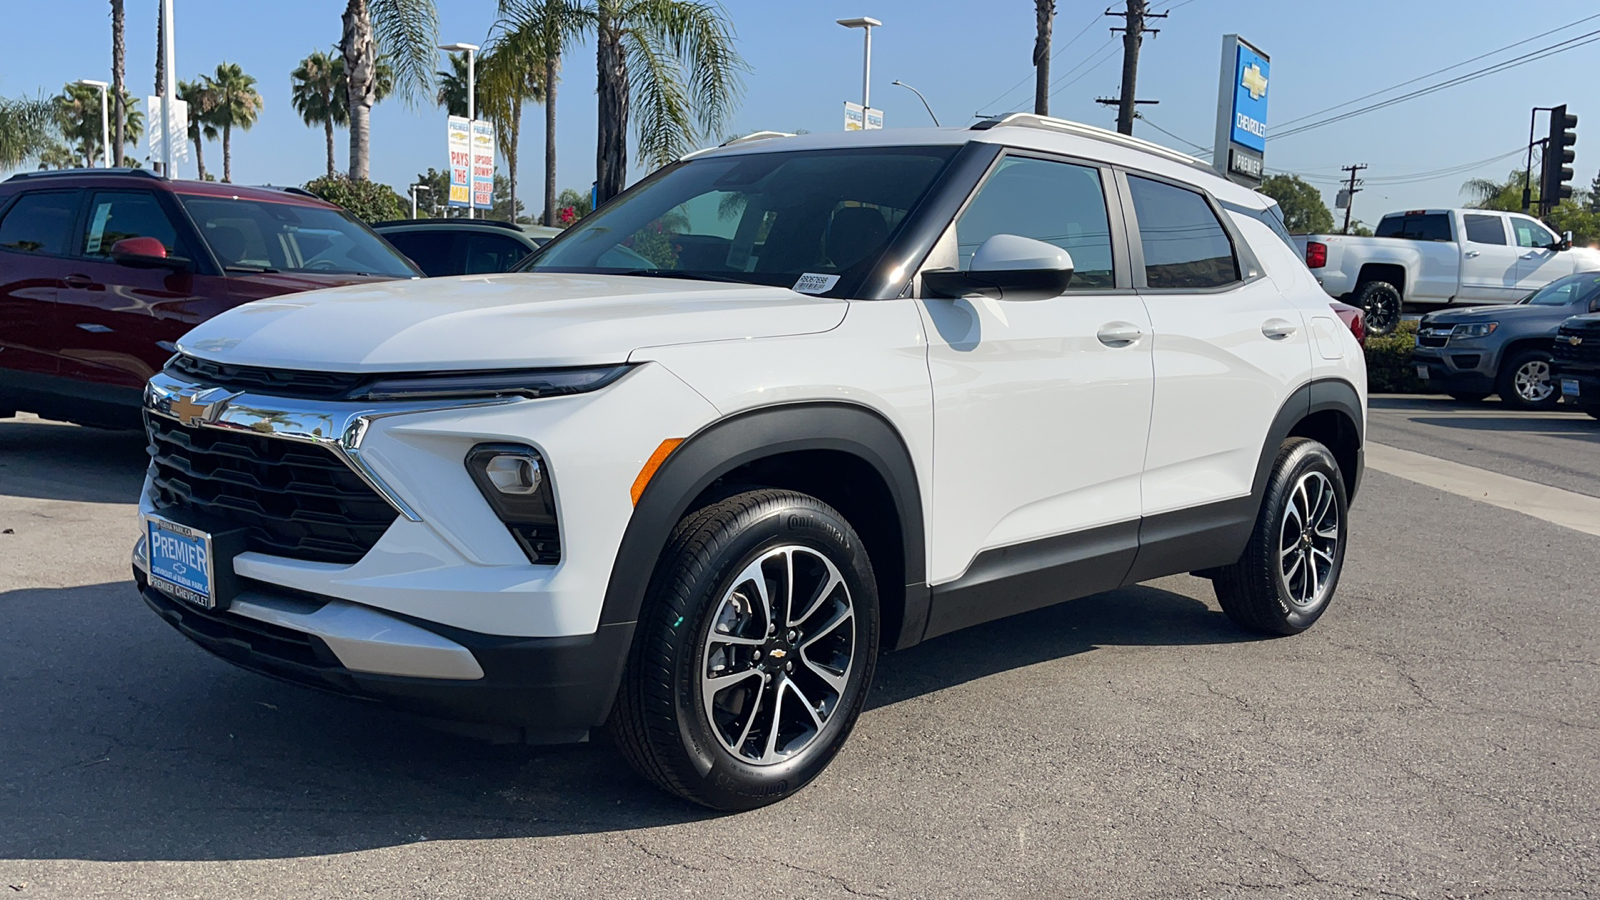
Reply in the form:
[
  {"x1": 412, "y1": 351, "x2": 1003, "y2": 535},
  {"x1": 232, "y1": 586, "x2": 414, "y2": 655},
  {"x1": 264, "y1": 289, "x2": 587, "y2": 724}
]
[{"x1": 4, "y1": 0, "x2": 1597, "y2": 224}]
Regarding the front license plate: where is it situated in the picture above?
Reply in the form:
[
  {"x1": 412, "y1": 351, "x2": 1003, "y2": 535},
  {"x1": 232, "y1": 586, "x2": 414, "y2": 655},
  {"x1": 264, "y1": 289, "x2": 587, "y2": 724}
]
[
  {"x1": 1563, "y1": 378, "x2": 1580, "y2": 398},
  {"x1": 146, "y1": 515, "x2": 217, "y2": 609},
  {"x1": 1415, "y1": 364, "x2": 1429, "y2": 379}
]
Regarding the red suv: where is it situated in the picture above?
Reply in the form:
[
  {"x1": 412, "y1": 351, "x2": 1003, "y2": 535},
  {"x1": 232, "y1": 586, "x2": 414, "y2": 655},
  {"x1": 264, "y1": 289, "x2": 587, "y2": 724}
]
[{"x1": 0, "y1": 169, "x2": 420, "y2": 428}]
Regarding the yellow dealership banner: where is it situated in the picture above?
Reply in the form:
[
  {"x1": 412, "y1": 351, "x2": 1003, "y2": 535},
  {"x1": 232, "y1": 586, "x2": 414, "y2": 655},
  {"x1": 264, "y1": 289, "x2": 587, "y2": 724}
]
[{"x1": 447, "y1": 116, "x2": 471, "y2": 208}]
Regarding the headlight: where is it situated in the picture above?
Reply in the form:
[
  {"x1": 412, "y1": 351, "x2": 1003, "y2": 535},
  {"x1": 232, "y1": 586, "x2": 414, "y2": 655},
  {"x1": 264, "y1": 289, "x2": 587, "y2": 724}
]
[
  {"x1": 465, "y1": 444, "x2": 561, "y2": 564},
  {"x1": 357, "y1": 365, "x2": 631, "y2": 402},
  {"x1": 1450, "y1": 322, "x2": 1498, "y2": 338}
]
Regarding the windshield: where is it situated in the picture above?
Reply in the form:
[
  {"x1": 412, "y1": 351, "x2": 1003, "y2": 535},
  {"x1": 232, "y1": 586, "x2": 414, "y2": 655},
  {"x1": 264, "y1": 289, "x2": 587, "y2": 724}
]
[
  {"x1": 524, "y1": 146, "x2": 959, "y2": 297},
  {"x1": 178, "y1": 194, "x2": 420, "y2": 278},
  {"x1": 1522, "y1": 272, "x2": 1600, "y2": 306}
]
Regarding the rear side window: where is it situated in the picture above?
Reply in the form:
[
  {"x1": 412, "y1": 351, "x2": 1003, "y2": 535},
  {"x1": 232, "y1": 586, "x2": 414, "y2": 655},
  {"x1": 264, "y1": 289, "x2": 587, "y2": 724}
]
[
  {"x1": 0, "y1": 191, "x2": 78, "y2": 256},
  {"x1": 1375, "y1": 214, "x2": 1452, "y2": 242},
  {"x1": 1463, "y1": 214, "x2": 1507, "y2": 245},
  {"x1": 80, "y1": 191, "x2": 184, "y2": 258},
  {"x1": 384, "y1": 230, "x2": 456, "y2": 277},
  {"x1": 954, "y1": 156, "x2": 1116, "y2": 289},
  {"x1": 1126, "y1": 176, "x2": 1239, "y2": 289},
  {"x1": 461, "y1": 233, "x2": 533, "y2": 274}
]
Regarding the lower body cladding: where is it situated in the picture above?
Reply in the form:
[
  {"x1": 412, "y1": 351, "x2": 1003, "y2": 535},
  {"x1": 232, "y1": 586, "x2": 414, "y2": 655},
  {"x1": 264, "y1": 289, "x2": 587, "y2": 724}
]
[{"x1": 1411, "y1": 346, "x2": 1495, "y2": 394}]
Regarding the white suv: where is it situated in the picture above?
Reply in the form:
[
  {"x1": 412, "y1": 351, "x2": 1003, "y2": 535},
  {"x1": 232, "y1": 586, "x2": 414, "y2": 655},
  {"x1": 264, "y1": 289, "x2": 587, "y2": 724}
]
[{"x1": 133, "y1": 115, "x2": 1366, "y2": 810}]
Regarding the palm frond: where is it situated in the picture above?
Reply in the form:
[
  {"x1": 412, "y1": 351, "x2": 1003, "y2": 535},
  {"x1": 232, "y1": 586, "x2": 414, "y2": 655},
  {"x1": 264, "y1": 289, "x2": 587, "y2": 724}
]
[
  {"x1": 623, "y1": 0, "x2": 745, "y2": 143},
  {"x1": 623, "y1": 26, "x2": 692, "y2": 168},
  {"x1": 0, "y1": 95, "x2": 56, "y2": 170},
  {"x1": 369, "y1": 0, "x2": 440, "y2": 106}
]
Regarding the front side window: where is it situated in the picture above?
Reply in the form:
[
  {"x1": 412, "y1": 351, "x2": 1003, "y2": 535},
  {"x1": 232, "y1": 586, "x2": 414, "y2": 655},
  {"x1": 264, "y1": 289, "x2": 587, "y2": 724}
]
[
  {"x1": 526, "y1": 146, "x2": 958, "y2": 297},
  {"x1": 953, "y1": 156, "x2": 1115, "y2": 289},
  {"x1": 1127, "y1": 175, "x2": 1239, "y2": 289},
  {"x1": 1511, "y1": 217, "x2": 1557, "y2": 249},
  {"x1": 0, "y1": 191, "x2": 79, "y2": 256},
  {"x1": 383, "y1": 230, "x2": 456, "y2": 277},
  {"x1": 1463, "y1": 214, "x2": 1507, "y2": 245},
  {"x1": 79, "y1": 191, "x2": 185, "y2": 258},
  {"x1": 178, "y1": 194, "x2": 420, "y2": 278}
]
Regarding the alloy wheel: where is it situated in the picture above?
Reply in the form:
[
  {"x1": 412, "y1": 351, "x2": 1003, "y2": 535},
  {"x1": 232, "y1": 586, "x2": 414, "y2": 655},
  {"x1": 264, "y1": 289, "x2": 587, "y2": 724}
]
[
  {"x1": 700, "y1": 545, "x2": 856, "y2": 765},
  {"x1": 1514, "y1": 359, "x2": 1554, "y2": 403},
  {"x1": 1364, "y1": 294, "x2": 1400, "y2": 335},
  {"x1": 1277, "y1": 470, "x2": 1340, "y2": 611}
]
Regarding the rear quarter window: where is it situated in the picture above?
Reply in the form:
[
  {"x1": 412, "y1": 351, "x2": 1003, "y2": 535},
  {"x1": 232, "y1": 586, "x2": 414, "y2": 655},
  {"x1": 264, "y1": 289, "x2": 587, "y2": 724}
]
[
  {"x1": 0, "y1": 191, "x2": 79, "y2": 256},
  {"x1": 1375, "y1": 214, "x2": 1452, "y2": 242}
]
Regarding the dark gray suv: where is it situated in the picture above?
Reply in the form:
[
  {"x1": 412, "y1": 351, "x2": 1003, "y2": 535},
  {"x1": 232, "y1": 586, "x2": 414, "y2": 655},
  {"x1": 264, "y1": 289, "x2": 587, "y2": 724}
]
[{"x1": 1414, "y1": 272, "x2": 1600, "y2": 409}]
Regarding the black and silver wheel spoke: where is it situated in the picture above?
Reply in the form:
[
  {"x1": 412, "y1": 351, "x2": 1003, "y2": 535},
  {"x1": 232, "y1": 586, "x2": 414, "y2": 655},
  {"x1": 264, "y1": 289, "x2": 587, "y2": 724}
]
[
  {"x1": 701, "y1": 546, "x2": 856, "y2": 765},
  {"x1": 1278, "y1": 470, "x2": 1340, "y2": 610}
]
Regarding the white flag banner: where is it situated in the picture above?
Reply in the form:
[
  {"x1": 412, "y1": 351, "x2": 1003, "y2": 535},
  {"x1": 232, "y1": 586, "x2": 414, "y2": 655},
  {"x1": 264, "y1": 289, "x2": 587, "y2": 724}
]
[{"x1": 146, "y1": 96, "x2": 190, "y2": 166}]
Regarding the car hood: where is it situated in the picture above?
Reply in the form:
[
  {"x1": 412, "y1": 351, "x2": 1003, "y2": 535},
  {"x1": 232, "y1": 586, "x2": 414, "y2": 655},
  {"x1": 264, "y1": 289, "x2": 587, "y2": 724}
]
[
  {"x1": 226, "y1": 271, "x2": 399, "y2": 294},
  {"x1": 1422, "y1": 303, "x2": 1571, "y2": 325},
  {"x1": 179, "y1": 273, "x2": 847, "y2": 371}
]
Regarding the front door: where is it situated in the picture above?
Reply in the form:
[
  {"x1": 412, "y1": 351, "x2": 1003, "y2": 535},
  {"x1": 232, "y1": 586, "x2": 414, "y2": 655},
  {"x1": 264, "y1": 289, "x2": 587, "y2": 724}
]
[
  {"x1": 1511, "y1": 215, "x2": 1575, "y2": 292},
  {"x1": 919, "y1": 153, "x2": 1153, "y2": 589},
  {"x1": 1459, "y1": 213, "x2": 1525, "y2": 303}
]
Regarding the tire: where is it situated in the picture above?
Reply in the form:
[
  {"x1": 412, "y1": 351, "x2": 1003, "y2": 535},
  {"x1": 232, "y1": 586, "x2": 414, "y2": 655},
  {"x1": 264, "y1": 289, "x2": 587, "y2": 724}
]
[
  {"x1": 609, "y1": 489, "x2": 880, "y2": 811},
  {"x1": 1213, "y1": 438, "x2": 1349, "y2": 636},
  {"x1": 1447, "y1": 392, "x2": 1489, "y2": 403},
  {"x1": 1496, "y1": 349, "x2": 1559, "y2": 410},
  {"x1": 1355, "y1": 281, "x2": 1403, "y2": 336}
]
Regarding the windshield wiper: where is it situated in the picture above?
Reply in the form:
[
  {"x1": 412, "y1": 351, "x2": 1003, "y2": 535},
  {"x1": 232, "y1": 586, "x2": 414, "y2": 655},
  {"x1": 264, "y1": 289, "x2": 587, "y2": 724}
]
[{"x1": 224, "y1": 265, "x2": 280, "y2": 274}]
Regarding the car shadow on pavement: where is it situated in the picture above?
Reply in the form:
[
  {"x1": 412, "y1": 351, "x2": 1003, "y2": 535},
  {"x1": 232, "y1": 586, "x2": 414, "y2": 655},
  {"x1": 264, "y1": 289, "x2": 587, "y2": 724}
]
[
  {"x1": 0, "y1": 578, "x2": 1243, "y2": 862},
  {"x1": 0, "y1": 418, "x2": 147, "y2": 504}
]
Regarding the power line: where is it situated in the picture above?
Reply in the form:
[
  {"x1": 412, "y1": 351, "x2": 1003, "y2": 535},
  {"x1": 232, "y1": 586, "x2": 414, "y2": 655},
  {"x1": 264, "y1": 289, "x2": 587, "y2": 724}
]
[
  {"x1": 975, "y1": 10, "x2": 1109, "y2": 116},
  {"x1": 1139, "y1": 116, "x2": 1208, "y2": 152},
  {"x1": 1273, "y1": 28, "x2": 1600, "y2": 141},
  {"x1": 1268, "y1": 147, "x2": 1527, "y2": 188},
  {"x1": 1273, "y1": 12, "x2": 1600, "y2": 131},
  {"x1": 1050, "y1": 37, "x2": 1121, "y2": 93}
]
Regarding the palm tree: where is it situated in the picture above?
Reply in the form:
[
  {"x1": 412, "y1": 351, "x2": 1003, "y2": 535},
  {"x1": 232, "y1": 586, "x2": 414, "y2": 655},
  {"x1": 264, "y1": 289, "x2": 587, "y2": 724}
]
[
  {"x1": 340, "y1": 0, "x2": 438, "y2": 181},
  {"x1": 207, "y1": 63, "x2": 263, "y2": 183},
  {"x1": 434, "y1": 52, "x2": 482, "y2": 118},
  {"x1": 495, "y1": 0, "x2": 585, "y2": 226},
  {"x1": 292, "y1": 50, "x2": 343, "y2": 177},
  {"x1": 111, "y1": 0, "x2": 127, "y2": 160},
  {"x1": 0, "y1": 96, "x2": 55, "y2": 169},
  {"x1": 54, "y1": 84, "x2": 141, "y2": 167},
  {"x1": 176, "y1": 78, "x2": 216, "y2": 180},
  {"x1": 482, "y1": 23, "x2": 549, "y2": 225}
]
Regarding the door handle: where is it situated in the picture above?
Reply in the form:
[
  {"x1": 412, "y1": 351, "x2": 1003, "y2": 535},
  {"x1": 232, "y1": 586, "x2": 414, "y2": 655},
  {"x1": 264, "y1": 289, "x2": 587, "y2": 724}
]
[
  {"x1": 63, "y1": 274, "x2": 93, "y2": 288},
  {"x1": 1096, "y1": 322, "x2": 1144, "y2": 347},
  {"x1": 1262, "y1": 318, "x2": 1298, "y2": 340},
  {"x1": 1463, "y1": 249, "x2": 1480, "y2": 258}
]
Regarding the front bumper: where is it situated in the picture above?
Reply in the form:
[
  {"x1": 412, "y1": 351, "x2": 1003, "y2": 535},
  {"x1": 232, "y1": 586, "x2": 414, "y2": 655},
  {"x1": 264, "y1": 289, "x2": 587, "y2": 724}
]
[
  {"x1": 1551, "y1": 362, "x2": 1600, "y2": 406},
  {"x1": 1411, "y1": 344, "x2": 1496, "y2": 392}
]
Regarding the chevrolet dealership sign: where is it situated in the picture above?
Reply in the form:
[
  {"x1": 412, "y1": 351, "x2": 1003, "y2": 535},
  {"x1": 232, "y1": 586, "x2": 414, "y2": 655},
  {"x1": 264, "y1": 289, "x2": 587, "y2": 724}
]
[{"x1": 1213, "y1": 34, "x2": 1269, "y2": 186}]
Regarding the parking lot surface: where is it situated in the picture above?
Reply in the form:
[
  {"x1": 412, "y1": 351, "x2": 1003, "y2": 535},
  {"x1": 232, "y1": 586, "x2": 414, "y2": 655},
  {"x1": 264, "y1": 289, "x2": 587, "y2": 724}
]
[{"x1": 2, "y1": 402, "x2": 1596, "y2": 899}]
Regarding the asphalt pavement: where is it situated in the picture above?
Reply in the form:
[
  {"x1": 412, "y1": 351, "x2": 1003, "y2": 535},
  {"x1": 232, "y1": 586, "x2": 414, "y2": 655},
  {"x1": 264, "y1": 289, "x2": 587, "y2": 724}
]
[{"x1": 1, "y1": 403, "x2": 1597, "y2": 899}]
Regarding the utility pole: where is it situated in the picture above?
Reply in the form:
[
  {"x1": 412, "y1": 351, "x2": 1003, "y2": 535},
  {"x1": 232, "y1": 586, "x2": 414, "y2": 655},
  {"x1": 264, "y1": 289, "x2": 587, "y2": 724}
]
[
  {"x1": 1034, "y1": 0, "x2": 1055, "y2": 115},
  {"x1": 1340, "y1": 164, "x2": 1367, "y2": 235},
  {"x1": 1106, "y1": 0, "x2": 1165, "y2": 135}
]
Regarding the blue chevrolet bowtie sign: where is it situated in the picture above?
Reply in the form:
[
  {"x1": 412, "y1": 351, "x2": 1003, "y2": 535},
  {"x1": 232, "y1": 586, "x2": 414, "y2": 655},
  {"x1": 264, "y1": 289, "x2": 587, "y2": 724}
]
[{"x1": 1231, "y1": 43, "x2": 1269, "y2": 152}]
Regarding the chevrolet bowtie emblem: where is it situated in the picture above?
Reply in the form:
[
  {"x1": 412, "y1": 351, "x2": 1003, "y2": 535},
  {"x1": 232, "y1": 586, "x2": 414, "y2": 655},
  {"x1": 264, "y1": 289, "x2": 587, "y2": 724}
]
[
  {"x1": 1566, "y1": 335, "x2": 1584, "y2": 346},
  {"x1": 167, "y1": 387, "x2": 240, "y2": 428},
  {"x1": 1241, "y1": 63, "x2": 1268, "y2": 101},
  {"x1": 768, "y1": 648, "x2": 788, "y2": 659}
]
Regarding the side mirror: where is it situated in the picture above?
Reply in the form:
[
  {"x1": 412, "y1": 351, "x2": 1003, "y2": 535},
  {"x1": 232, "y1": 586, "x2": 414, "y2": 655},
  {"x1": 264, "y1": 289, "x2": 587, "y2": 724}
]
[
  {"x1": 922, "y1": 234, "x2": 1074, "y2": 301},
  {"x1": 109, "y1": 236, "x2": 191, "y2": 271},
  {"x1": 1561, "y1": 230, "x2": 1574, "y2": 251}
]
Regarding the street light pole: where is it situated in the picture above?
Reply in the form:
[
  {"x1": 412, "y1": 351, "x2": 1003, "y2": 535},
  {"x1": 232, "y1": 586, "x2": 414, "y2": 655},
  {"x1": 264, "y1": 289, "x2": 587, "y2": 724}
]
[
  {"x1": 78, "y1": 79, "x2": 111, "y2": 167},
  {"x1": 891, "y1": 80, "x2": 939, "y2": 126},
  {"x1": 836, "y1": 17, "x2": 882, "y2": 112},
  {"x1": 410, "y1": 184, "x2": 431, "y2": 218},
  {"x1": 440, "y1": 42, "x2": 480, "y2": 219}
]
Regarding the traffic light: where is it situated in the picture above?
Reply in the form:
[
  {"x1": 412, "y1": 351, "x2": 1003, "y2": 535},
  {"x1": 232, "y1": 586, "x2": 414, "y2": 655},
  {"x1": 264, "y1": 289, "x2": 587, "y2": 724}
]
[{"x1": 1541, "y1": 104, "x2": 1577, "y2": 213}]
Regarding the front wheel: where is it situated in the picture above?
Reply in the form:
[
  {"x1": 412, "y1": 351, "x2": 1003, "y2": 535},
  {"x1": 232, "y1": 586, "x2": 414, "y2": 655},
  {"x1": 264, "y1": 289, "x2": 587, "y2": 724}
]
[
  {"x1": 1213, "y1": 438, "x2": 1349, "y2": 636},
  {"x1": 1356, "y1": 281, "x2": 1403, "y2": 336},
  {"x1": 1497, "y1": 349, "x2": 1559, "y2": 410},
  {"x1": 609, "y1": 489, "x2": 880, "y2": 811}
]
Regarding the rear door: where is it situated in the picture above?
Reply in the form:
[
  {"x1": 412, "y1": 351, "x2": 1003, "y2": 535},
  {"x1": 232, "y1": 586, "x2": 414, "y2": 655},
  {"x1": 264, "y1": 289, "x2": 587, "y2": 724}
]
[
  {"x1": 1458, "y1": 212, "x2": 1524, "y2": 302},
  {"x1": 381, "y1": 229, "x2": 457, "y2": 277},
  {"x1": 1511, "y1": 215, "x2": 1576, "y2": 291},
  {"x1": 0, "y1": 189, "x2": 80, "y2": 384},
  {"x1": 1126, "y1": 172, "x2": 1313, "y2": 524}
]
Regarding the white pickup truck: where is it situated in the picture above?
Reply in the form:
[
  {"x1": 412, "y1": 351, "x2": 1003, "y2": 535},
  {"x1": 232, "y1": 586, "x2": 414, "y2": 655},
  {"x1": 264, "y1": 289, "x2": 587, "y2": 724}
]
[{"x1": 1293, "y1": 208, "x2": 1600, "y2": 334}]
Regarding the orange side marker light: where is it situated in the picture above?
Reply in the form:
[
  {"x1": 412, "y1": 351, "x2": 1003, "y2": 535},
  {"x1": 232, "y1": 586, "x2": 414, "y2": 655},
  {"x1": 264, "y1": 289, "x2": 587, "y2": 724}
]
[{"x1": 631, "y1": 438, "x2": 684, "y2": 505}]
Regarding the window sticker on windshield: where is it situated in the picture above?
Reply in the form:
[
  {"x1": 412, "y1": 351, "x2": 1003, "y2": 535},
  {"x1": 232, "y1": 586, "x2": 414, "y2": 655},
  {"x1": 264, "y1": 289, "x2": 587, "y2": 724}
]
[
  {"x1": 85, "y1": 203, "x2": 113, "y2": 255},
  {"x1": 793, "y1": 273, "x2": 840, "y2": 294}
]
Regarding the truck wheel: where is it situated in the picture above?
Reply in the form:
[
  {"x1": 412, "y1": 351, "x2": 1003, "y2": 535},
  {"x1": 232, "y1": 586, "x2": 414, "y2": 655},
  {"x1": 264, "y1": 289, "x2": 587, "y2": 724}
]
[
  {"x1": 1355, "y1": 281, "x2": 1403, "y2": 336},
  {"x1": 1497, "y1": 349, "x2": 1559, "y2": 410},
  {"x1": 1213, "y1": 438, "x2": 1348, "y2": 636},
  {"x1": 609, "y1": 489, "x2": 879, "y2": 811}
]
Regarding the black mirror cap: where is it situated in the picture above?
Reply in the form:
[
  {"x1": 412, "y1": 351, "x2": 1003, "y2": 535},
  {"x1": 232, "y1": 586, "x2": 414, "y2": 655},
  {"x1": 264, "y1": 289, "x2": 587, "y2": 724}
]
[{"x1": 923, "y1": 266, "x2": 1073, "y2": 302}]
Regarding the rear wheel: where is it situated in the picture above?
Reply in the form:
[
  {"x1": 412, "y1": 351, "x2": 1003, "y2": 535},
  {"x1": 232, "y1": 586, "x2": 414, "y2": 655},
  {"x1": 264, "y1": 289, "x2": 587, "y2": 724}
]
[
  {"x1": 1356, "y1": 281, "x2": 1403, "y2": 336},
  {"x1": 1214, "y1": 438, "x2": 1349, "y2": 636},
  {"x1": 1497, "y1": 349, "x2": 1559, "y2": 410},
  {"x1": 609, "y1": 489, "x2": 879, "y2": 811}
]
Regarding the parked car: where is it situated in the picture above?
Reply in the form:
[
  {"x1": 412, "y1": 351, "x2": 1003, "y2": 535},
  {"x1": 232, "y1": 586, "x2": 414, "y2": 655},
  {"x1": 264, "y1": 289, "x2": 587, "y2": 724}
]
[
  {"x1": 0, "y1": 169, "x2": 419, "y2": 428},
  {"x1": 133, "y1": 115, "x2": 1366, "y2": 810},
  {"x1": 1293, "y1": 208, "x2": 1600, "y2": 336},
  {"x1": 373, "y1": 218, "x2": 542, "y2": 277},
  {"x1": 522, "y1": 223, "x2": 564, "y2": 246},
  {"x1": 1413, "y1": 272, "x2": 1600, "y2": 408},
  {"x1": 1552, "y1": 311, "x2": 1600, "y2": 420},
  {"x1": 1330, "y1": 300, "x2": 1365, "y2": 347}
]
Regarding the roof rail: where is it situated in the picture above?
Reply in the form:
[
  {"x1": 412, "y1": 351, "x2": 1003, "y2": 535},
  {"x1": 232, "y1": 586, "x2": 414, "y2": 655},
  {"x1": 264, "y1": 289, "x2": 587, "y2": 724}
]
[
  {"x1": 5, "y1": 167, "x2": 163, "y2": 183},
  {"x1": 680, "y1": 130, "x2": 796, "y2": 161},
  {"x1": 972, "y1": 113, "x2": 1216, "y2": 173}
]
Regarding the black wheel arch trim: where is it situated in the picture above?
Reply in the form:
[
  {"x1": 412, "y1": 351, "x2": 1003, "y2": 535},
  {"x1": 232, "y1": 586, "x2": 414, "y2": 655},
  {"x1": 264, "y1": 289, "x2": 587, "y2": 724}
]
[{"x1": 598, "y1": 400, "x2": 929, "y2": 644}]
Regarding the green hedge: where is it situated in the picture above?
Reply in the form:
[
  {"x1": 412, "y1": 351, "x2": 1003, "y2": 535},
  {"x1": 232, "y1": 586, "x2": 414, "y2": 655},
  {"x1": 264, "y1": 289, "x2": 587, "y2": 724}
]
[
  {"x1": 302, "y1": 175, "x2": 408, "y2": 223},
  {"x1": 1364, "y1": 319, "x2": 1424, "y2": 394}
]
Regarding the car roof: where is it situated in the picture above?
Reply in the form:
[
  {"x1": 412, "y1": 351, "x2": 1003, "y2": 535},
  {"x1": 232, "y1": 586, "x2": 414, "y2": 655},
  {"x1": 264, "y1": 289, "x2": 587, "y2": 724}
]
[
  {"x1": 1, "y1": 168, "x2": 340, "y2": 208},
  {"x1": 681, "y1": 114, "x2": 1271, "y2": 212}
]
